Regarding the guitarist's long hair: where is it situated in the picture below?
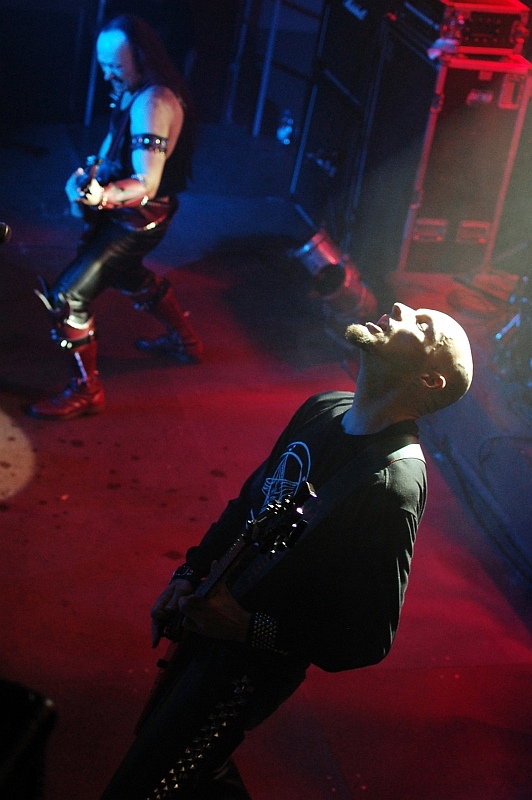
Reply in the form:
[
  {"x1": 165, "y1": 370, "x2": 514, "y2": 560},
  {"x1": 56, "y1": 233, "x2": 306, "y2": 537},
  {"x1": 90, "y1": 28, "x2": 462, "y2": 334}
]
[
  {"x1": 101, "y1": 14, "x2": 191, "y2": 101},
  {"x1": 100, "y1": 13, "x2": 198, "y2": 181}
]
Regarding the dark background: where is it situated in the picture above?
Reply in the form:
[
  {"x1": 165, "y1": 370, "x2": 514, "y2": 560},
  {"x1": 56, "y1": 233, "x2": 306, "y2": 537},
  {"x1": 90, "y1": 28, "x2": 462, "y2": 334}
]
[{"x1": 2, "y1": 0, "x2": 532, "y2": 276}]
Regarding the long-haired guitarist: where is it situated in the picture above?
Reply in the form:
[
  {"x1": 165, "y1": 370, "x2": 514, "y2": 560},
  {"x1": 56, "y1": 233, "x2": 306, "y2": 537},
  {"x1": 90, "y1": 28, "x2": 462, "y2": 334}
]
[
  {"x1": 28, "y1": 13, "x2": 203, "y2": 421},
  {"x1": 101, "y1": 303, "x2": 473, "y2": 799}
]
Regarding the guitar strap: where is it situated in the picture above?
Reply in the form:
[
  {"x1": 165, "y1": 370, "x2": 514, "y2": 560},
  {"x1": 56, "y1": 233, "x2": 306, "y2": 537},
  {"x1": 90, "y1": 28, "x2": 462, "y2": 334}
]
[
  {"x1": 303, "y1": 433, "x2": 425, "y2": 528},
  {"x1": 230, "y1": 433, "x2": 425, "y2": 599},
  {"x1": 105, "y1": 87, "x2": 147, "y2": 162}
]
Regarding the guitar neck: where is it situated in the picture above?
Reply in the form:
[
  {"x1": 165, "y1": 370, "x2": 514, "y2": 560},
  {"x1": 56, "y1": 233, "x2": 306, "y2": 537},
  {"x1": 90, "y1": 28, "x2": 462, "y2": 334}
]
[
  {"x1": 164, "y1": 484, "x2": 314, "y2": 642},
  {"x1": 195, "y1": 534, "x2": 250, "y2": 599},
  {"x1": 164, "y1": 534, "x2": 250, "y2": 642}
]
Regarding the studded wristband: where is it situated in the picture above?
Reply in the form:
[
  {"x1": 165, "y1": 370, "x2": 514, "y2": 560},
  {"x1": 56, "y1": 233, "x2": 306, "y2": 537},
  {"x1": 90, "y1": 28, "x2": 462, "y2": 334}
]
[{"x1": 247, "y1": 611, "x2": 288, "y2": 654}]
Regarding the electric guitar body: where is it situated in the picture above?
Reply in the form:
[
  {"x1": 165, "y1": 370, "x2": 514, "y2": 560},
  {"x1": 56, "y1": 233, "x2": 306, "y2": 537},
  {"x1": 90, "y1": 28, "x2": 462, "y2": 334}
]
[{"x1": 135, "y1": 482, "x2": 315, "y2": 733}]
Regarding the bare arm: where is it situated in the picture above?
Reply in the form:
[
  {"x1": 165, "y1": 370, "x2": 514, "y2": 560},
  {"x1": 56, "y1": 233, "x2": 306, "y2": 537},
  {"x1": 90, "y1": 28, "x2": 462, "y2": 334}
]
[
  {"x1": 128, "y1": 85, "x2": 184, "y2": 197},
  {"x1": 78, "y1": 86, "x2": 184, "y2": 209}
]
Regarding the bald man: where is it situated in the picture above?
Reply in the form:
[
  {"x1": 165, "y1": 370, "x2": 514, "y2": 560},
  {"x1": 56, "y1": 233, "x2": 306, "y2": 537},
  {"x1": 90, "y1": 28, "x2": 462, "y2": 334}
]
[{"x1": 101, "y1": 304, "x2": 473, "y2": 800}]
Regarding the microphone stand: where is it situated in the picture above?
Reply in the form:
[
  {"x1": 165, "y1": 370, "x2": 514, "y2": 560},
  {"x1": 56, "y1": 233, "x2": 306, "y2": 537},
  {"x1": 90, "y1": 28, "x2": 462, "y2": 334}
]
[{"x1": 492, "y1": 272, "x2": 531, "y2": 391}]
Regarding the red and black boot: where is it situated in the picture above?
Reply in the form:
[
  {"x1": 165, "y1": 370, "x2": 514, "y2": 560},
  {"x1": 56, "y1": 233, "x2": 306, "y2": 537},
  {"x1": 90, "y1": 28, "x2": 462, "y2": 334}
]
[
  {"x1": 28, "y1": 311, "x2": 105, "y2": 421},
  {"x1": 132, "y1": 277, "x2": 203, "y2": 364}
]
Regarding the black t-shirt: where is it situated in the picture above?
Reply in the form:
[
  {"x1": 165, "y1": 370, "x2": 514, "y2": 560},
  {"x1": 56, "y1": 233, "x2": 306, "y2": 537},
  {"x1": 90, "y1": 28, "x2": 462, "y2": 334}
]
[{"x1": 187, "y1": 392, "x2": 427, "y2": 671}]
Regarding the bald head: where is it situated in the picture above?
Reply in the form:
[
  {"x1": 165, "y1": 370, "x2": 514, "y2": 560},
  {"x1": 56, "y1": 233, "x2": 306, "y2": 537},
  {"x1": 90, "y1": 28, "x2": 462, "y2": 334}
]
[
  {"x1": 96, "y1": 28, "x2": 143, "y2": 95},
  {"x1": 345, "y1": 303, "x2": 473, "y2": 415},
  {"x1": 423, "y1": 309, "x2": 473, "y2": 412}
]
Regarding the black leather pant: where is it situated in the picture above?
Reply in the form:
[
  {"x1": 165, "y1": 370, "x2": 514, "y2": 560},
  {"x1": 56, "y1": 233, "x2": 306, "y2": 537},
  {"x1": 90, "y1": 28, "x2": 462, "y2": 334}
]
[
  {"x1": 50, "y1": 210, "x2": 175, "y2": 325},
  {"x1": 100, "y1": 639, "x2": 308, "y2": 800}
]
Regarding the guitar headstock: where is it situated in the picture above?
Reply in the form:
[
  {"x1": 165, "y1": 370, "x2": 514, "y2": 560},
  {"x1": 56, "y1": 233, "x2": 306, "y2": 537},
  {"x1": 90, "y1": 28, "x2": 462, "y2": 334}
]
[{"x1": 246, "y1": 481, "x2": 316, "y2": 557}]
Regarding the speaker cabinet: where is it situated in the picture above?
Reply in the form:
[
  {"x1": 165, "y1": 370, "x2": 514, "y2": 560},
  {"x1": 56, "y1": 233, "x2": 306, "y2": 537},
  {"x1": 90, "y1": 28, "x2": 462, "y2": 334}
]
[
  {"x1": 318, "y1": 0, "x2": 394, "y2": 101},
  {"x1": 290, "y1": 75, "x2": 365, "y2": 228},
  {"x1": 290, "y1": 1, "x2": 393, "y2": 227}
]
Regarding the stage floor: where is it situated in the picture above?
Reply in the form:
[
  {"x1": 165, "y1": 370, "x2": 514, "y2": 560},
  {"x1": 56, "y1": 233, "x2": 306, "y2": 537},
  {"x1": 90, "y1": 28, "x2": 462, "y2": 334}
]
[{"x1": 1, "y1": 120, "x2": 531, "y2": 800}]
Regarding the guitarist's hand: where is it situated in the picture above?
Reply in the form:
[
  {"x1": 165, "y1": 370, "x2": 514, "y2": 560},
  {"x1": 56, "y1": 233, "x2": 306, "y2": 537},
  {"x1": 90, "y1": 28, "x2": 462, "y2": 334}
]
[
  {"x1": 80, "y1": 177, "x2": 105, "y2": 206},
  {"x1": 179, "y1": 583, "x2": 252, "y2": 643},
  {"x1": 150, "y1": 578, "x2": 193, "y2": 648},
  {"x1": 65, "y1": 169, "x2": 85, "y2": 203},
  {"x1": 65, "y1": 169, "x2": 88, "y2": 217}
]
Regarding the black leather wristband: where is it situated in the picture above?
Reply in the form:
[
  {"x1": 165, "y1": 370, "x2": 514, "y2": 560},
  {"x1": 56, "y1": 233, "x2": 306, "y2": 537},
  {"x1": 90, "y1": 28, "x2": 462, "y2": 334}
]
[{"x1": 170, "y1": 564, "x2": 200, "y2": 588}]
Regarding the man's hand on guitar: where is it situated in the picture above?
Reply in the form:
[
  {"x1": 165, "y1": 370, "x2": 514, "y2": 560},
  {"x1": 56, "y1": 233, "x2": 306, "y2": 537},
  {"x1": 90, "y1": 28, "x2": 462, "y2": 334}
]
[
  {"x1": 81, "y1": 177, "x2": 106, "y2": 206},
  {"x1": 65, "y1": 169, "x2": 105, "y2": 209},
  {"x1": 179, "y1": 583, "x2": 252, "y2": 643},
  {"x1": 150, "y1": 578, "x2": 193, "y2": 648},
  {"x1": 65, "y1": 169, "x2": 86, "y2": 203}
]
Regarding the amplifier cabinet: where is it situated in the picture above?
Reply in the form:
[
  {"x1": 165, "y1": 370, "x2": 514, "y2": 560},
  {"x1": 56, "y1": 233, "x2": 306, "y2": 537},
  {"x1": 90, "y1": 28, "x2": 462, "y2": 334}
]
[
  {"x1": 348, "y1": 20, "x2": 532, "y2": 290},
  {"x1": 317, "y1": 0, "x2": 395, "y2": 101},
  {"x1": 289, "y1": 73, "x2": 366, "y2": 229},
  {"x1": 289, "y1": 1, "x2": 393, "y2": 226}
]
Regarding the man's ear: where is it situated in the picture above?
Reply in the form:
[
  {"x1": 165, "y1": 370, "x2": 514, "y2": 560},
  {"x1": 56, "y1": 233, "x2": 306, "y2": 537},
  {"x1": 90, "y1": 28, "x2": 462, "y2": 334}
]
[{"x1": 420, "y1": 372, "x2": 446, "y2": 390}]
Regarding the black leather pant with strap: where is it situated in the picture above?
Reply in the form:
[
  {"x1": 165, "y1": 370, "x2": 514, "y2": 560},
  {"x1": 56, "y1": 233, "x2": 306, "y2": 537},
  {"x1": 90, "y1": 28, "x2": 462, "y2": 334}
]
[
  {"x1": 51, "y1": 212, "x2": 173, "y2": 325},
  {"x1": 29, "y1": 207, "x2": 202, "y2": 420},
  {"x1": 100, "y1": 639, "x2": 308, "y2": 800}
]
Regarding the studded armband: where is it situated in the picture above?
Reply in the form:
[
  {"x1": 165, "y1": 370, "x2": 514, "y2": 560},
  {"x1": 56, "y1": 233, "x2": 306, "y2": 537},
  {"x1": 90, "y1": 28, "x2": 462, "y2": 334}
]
[
  {"x1": 246, "y1": 611, "x2": 288, "y2": 654},
  {"x1": 131, "y1": 134, "x2": 168, "y2": 154}
]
